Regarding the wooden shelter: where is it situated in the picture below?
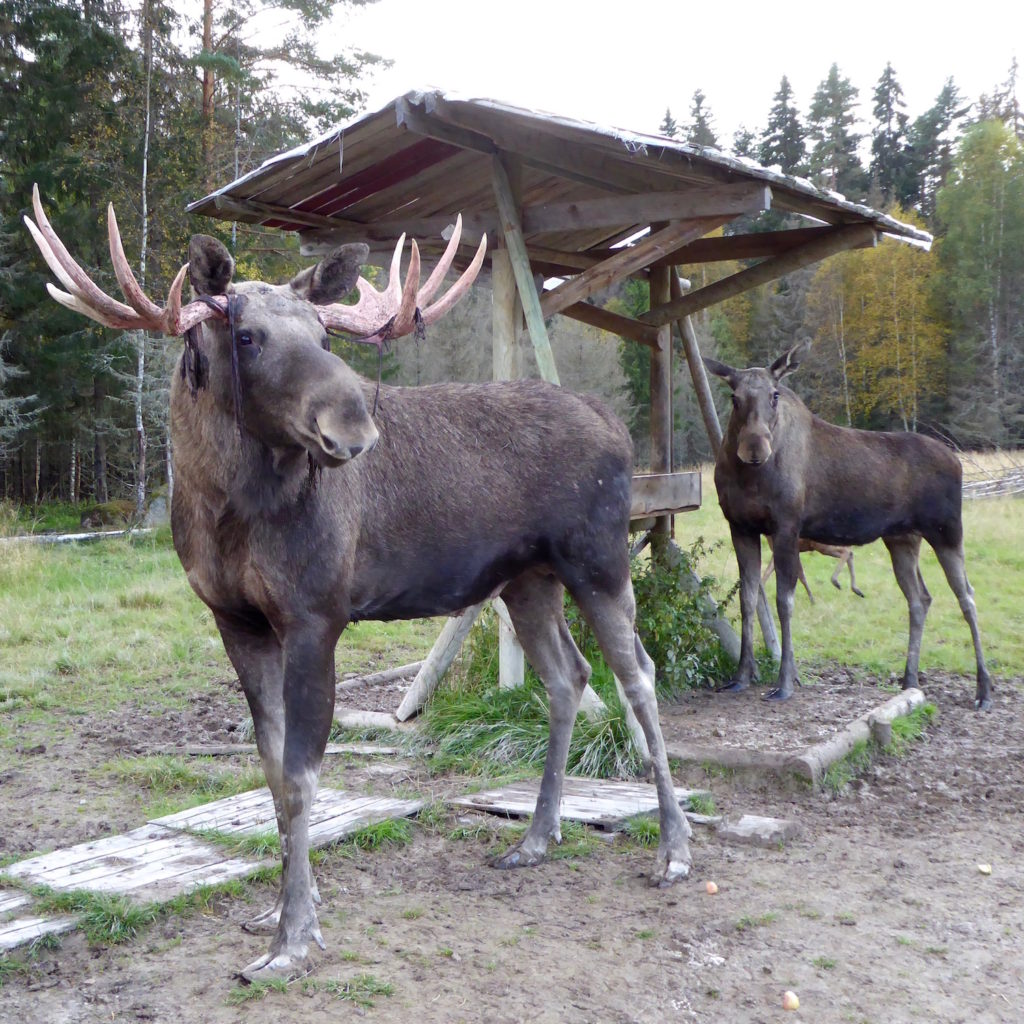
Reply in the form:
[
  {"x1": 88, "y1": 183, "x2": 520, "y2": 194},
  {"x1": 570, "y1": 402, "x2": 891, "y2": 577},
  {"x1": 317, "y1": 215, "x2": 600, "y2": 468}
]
[{"x1": 187, "y1": 89, "x2": 932, "y2": 714}]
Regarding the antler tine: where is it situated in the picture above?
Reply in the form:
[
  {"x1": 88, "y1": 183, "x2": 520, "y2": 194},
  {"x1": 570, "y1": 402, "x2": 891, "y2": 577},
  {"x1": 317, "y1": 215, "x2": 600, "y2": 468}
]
[
  {"x1": 416, "y1": 214, "x2": 462, "y2": 308},
  {"x1": 107, "y1": 203, "x2": 166, "y2": 324},
  {"x1": 28, "y1": 184, "x2": 141, "y2": 326},
  {"x1": 26, "y1": 185, "x2": 226, "y2": 337},
  {"x1": 388, "y1": 239, "x2": 421, "y2": 337},
  {"x1": 418, "y1": 233, "x2": 488, "y2": 326}
]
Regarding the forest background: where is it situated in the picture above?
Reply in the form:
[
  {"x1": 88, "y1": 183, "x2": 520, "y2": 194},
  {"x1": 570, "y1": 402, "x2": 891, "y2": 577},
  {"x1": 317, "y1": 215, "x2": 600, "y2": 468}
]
[{"x1": 1, "y1": 0, "x2": 1022, "y2": 510}]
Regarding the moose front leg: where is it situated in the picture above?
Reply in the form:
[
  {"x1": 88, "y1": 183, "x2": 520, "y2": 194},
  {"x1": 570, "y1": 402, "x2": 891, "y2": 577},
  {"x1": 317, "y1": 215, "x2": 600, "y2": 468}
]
[
  {"x1": 214, "y1": 614, "x2": 321, "y2": 939},
  {"x1": 766, "y1": 531, "x2": 801, "y2": 701},
  {"x1": 718, "y1": 527, "x2": 761, "y2": 693},
  {"x1": 241, "y1": 624, "x2": 339, "y2": 983}
]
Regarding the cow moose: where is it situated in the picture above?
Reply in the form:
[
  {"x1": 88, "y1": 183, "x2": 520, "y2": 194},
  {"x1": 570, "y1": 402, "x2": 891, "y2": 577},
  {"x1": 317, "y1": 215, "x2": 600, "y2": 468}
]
[
  {"x1": 703, "y1": 341, "x2": 991, "y2": 710},
  {"x1": 26, "y1": 187, "x2": 692, "y2": 982}
]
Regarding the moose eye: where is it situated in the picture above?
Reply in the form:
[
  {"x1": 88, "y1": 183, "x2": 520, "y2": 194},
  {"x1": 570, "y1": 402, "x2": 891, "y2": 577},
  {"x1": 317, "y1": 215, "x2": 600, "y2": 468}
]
[
  {"x1": 731, "y1": 394, "x2": 739, "y2": 407},
  {"x1": 237, "y1": 331, "x2": 255, "y2": 347},
  {"x1": 771, "y1": 391, "x2": 780, "y2": 409}
]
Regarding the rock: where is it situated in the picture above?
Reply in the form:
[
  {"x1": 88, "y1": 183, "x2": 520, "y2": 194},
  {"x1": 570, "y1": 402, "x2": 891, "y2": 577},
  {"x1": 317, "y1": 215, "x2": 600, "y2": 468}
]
[{"x1": 716, "y1": 814, "x2": 801, "y2": 848}]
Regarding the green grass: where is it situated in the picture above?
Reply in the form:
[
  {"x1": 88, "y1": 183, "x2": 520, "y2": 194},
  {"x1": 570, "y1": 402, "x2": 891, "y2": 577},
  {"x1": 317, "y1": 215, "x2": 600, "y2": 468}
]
[
  {"x1": 887, "y1": 703, "x2": 938, "y2": 754},
  {"x1": 423, "y1": 662, "x2": 644, "y2": 780},
  {"x1": 682, "y1": 467, "x2": 1022, "y2": 682},
  {"x1": 344, "y1": 818, "x2": 413, "y2": 851},
  {"x1": 302, "y1": 974, "x2": 394, "y2": 1006},
  {"x1": 0, "y1": 526, "x2": 436, "y2": 753},
  {"x1": 623, "y1": 815, "x2": 660, "y2": 848}
]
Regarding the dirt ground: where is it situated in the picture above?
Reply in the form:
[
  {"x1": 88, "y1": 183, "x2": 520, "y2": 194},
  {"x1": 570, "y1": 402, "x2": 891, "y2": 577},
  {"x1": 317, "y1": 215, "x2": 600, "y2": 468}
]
[{"x1": 2, "y1": 666, "x2": 1023, "y2": 1024}]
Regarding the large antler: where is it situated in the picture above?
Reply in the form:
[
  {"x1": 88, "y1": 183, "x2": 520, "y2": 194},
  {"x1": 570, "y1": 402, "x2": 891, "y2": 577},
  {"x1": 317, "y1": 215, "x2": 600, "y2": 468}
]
[
  {"x1": 315, "y1": 215, "x2": 488, "y2": 343},
  {"x1": 24, "y1": 184, "x2": 225, "y2": 334},
  {"x1": 25, "y1": 184, "x2": 487, "y2": 343}
]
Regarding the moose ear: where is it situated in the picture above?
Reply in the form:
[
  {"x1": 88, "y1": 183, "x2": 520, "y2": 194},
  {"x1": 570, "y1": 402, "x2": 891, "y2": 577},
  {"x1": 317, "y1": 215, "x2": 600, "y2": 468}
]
[
  {"x1": 769, "y1": 339, "x2": 811, "y2": 381},
  {"x1": 703, "y1": 356, "x2": 739, "y2": 389},
  {"x1": 188, "y1": 235, "x2": 234, "y2": 296},
  {"x1": 290, "y1": 243, "x2": 370, "y2": 304}
]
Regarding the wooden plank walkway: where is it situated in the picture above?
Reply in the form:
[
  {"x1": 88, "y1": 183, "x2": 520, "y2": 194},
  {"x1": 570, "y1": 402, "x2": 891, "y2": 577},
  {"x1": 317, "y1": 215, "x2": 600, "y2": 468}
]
[
  {"x1": 449, "y1": 776, "x2": 709, "y2": 830},
  {"x1": 151, "y1": 787, "x2": 424, "y2": 848},
  {"x1": 0, "y1": 787, "x2": 424, "y2": 952},
  {"x1": 3, "y1": 824, "x2": 266, "y2": 902}
]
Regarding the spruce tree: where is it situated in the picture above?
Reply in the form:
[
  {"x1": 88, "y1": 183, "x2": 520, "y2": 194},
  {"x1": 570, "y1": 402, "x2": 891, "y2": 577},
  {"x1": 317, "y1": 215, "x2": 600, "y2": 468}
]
[
  {"x1": 807, "y1": 63, "x2": 867, "y2": 198},
  {"x1": 732, "y1": 126, "x2": 758, "y2": 159},
  {"x1": 906, "y1": 78, "x2": 969, "y2": 220},
  {"x1": 870, "y1": 62, "x2": 912, "y2": 205},
  {"x1": 759, "y1": 75, "x2": 806, "y2": 174},
  {"x1": 686, "y1": 89, "x2": 719, "y2": 148},
  {"x1": 659, "y1": 107, "x2": 679, "y2": 138}
]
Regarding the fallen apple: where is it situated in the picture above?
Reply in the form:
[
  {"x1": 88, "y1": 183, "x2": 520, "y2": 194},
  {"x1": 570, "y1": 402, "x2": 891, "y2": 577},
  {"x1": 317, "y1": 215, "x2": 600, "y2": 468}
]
[{"x1": 782, "y1": 990, "x2": 800, "y2": 1011}]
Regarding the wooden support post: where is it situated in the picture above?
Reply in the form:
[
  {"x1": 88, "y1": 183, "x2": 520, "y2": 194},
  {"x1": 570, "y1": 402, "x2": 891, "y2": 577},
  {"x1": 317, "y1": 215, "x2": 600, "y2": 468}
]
[
  {"x1": 492, "y1": 598, "x2": 525, "y2": 690},
  {"x1": 492, "y1": 248, "x2": 520, "y2": 382},
  {"x1": 671, "y1": 273, "x2": 779, "y2": 660},
  {"x1": 671, "y1": 274, "x2": 723, "y2": 453},
  {"x1": 649, "y1": 261, "x2": 673, "y2": 546},
  {"x1": 396, "y1": 603, "x2": 486, "y2": 721},
  {"x1": 491, "y1": 153, "x2": 559, "y2": 384}
]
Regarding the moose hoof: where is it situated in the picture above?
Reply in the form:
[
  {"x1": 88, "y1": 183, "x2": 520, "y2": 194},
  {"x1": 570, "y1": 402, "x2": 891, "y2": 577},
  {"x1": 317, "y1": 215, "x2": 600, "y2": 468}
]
[
  {"x1": 241, "y1": 905, "x2": 281, "y2": 935},
  {"x1": 492, "y1": 841, "x2": 547, "y2": 870},
  {"x1": 239, "y1": 949, "x2": 313, "y2": 984},
  {"x1": 763, "y1": 686, "x2": 793, "y2": 702},
  {"x1": 649, "y1": 857, "x2": 691, "y2": 888},
  {"x1": 975, "y1": 696, "x2": 993, "y2": 712},
  {"x1": 715, "y1": 679, "x2": 750, "y2": 695}
]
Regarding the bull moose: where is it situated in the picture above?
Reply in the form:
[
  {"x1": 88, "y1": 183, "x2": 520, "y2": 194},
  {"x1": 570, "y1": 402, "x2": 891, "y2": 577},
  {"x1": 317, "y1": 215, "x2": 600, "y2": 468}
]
[
  {"x1": 26, "y1": 187, "x2": 692, "y2": 982},
  {"x1": 704, "y1": 341, "x2": 991, "y2": 710}
]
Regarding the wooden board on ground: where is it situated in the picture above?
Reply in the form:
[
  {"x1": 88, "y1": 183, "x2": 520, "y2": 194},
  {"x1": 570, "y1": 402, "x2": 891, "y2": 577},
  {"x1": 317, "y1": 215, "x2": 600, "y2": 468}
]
[
  {"x1": 449, "y1": 776, "x2": 709, "y2": 830},
  {"x1": 151, "y1": 786, "x2": 425, "y2": 848},
  {"x1": 3, "y1": 825, "x2": 266, "y2": 903},
  {"x1": 0, "y1": 894, "x2": 77, "y2": 952}
]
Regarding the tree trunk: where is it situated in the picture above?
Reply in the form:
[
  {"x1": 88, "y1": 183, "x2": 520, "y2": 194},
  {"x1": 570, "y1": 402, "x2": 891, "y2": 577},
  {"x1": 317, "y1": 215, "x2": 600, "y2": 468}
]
[
  {"x1": 202, "y1": 0, "x2": 216, "y2": 187},
  {"x1": 93, "y1": 377, "x2": 108, "y2": 503}
]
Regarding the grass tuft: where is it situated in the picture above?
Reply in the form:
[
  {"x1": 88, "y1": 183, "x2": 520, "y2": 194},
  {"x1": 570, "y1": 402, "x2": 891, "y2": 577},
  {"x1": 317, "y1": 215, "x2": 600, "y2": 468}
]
[
  {"x1": 303, "y1": 973, "x2": 394, "y2": 1006},
  {"x1": 346, "y1": 818, "x2": 413, "y2": 851}
]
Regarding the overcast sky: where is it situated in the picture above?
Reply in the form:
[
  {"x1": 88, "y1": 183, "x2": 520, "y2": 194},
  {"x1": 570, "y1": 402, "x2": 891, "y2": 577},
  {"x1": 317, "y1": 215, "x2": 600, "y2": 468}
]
[{"x1": 338, "y1": 0, "x2": 1022, "y2": 148}]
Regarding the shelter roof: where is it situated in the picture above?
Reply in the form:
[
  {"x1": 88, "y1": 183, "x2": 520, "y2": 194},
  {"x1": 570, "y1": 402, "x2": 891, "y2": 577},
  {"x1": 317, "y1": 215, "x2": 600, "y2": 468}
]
[{"x1": 187, "y1": 89, "x2": 931, "y2": 332}]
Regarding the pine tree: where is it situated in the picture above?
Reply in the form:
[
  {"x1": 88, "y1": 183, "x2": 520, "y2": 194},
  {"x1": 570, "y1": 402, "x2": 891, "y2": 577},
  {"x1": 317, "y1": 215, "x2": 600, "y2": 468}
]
[
  {"x1": 195, "y1": 0, "x2": 387, "y2": 189},
  {"x1": 807, "y1": 63, "x2": 867, "y2": 198},
  {"x1": 870, "y1": 63, "x2": 912, "y2": 205},
  {"x1": 759, "y1": 75, "x2": 806, "y2": 174},
  {"x1": 906, "y1": 78, "x2": 969, "y2": 221},
  {"x1": 686, "y1": 89, "x2": 719, "y2": 149},
  {"x1": 659, "y1": 107, "x2": 678, "y2": 138},
  {"x1": 977, "y1": 58, "x2": 1023, "y2": 140}
]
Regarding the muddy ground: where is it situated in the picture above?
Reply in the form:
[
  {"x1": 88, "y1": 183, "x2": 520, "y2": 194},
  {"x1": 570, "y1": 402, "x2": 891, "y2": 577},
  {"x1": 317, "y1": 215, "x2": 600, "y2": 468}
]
[{"x1": 2, "y1": 667, "x2": 1023, "y2": 1024}]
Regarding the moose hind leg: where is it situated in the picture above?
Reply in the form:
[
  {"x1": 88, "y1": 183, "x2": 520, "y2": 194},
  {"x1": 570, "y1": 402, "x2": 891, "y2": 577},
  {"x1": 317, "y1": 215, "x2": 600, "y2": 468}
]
[
  {"x1": 492, "y1": 571, "x2": 590, "y2": 870},
  {"x1": 574, "y1": 581, "x2": 691, "y2": 887},
  {"x1": 931, "y1": 541, "x2": 992, "y2": 710},
  {"x1": 883, "y1": 535, "x2": 932, "y2": 690}
]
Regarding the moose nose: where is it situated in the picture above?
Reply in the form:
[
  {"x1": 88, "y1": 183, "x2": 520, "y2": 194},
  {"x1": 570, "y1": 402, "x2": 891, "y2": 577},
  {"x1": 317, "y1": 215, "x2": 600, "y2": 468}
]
[{"x1": 314, "y1": 418, "x2": 378, "y2": 463}]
